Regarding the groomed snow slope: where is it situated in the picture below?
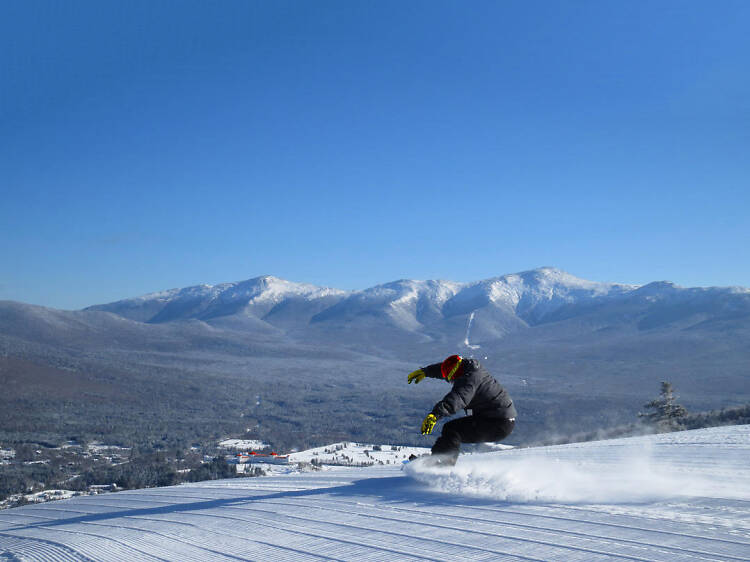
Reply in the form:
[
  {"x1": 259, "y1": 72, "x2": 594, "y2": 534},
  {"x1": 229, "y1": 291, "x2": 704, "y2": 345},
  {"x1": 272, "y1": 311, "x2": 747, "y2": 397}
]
[{"x1": 2, "y1": 426, "x2": 750, "y2": 561}]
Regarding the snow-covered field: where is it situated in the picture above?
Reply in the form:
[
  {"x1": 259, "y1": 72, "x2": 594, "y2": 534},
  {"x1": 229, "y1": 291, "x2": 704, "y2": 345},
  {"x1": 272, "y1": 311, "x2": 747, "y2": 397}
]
[
  {"x1": 1, "y1": 426, "x2": 749, "y2": 561},
  {"x1": 218, "y1": 439, "x2": 270, "y2": 451},
  {"x1": 287, "y1": 442, "x2": 432, "y2": 466}
]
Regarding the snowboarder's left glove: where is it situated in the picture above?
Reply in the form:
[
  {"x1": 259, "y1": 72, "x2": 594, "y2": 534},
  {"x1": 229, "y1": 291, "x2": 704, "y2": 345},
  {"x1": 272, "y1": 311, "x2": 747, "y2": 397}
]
[
  {"x1": 421, "y1": 413, "x2": 438, "y2": 435},
  {"x1": 408, "y1": 368, "x2": 426, "y2": 384}
]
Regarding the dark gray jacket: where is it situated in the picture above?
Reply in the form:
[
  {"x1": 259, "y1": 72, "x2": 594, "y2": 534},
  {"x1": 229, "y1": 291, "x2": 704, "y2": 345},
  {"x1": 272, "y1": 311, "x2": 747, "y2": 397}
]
[{"x1": 423, "y1": 358, "x2": 517, "y2": 420}]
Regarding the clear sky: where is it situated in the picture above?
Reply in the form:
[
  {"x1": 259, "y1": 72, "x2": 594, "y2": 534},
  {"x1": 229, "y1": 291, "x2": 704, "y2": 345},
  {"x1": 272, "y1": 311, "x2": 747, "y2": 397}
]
[{"x1": 2, "y1": 1, "x2": 749, "y2": 309}]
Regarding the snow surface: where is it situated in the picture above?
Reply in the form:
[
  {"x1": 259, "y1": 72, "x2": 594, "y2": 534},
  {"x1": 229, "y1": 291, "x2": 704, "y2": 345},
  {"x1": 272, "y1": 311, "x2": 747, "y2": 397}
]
[
  {"x1": 2, "y1": 426, "x2": 749, "y2": 561},
  {"x1": 287, "y1": 442, "x2": 432, "y2": 466}
]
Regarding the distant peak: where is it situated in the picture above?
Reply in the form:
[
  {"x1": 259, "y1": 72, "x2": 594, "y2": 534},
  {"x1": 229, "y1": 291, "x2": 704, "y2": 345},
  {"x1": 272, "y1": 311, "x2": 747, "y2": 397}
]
[
  {"x1": 635, "y1": 280, "x2": 680, "y2": 294},
  {"x1": 532, "y1": 266, "x2": 565, "y2": 274},
  {"x1": 641, "y1": 280, "x2": 678, "y2": 288}
]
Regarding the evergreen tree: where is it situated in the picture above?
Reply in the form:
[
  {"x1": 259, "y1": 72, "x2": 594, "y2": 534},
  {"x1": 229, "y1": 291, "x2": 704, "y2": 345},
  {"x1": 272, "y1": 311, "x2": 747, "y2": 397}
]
[{"x1": 639, "y1": 381, "x2": 688, "y2": 431}]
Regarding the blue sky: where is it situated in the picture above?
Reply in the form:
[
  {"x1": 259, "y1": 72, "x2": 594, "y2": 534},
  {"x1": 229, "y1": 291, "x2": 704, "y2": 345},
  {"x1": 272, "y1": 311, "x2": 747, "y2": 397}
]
[{"x1": 2, "y1": 1, "x2": 749, "y2": 309}]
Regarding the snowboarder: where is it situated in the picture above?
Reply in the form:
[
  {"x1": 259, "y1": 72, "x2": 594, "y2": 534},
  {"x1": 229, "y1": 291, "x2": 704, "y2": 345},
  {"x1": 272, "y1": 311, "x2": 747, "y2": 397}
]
[{"x1": 408, "y1": 355, "x2": 516, "y2": 466}]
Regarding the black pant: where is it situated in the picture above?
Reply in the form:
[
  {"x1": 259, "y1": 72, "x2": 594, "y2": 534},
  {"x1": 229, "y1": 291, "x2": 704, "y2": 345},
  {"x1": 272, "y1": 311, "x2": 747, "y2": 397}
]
[{"x1": 432, "y1": 416, "x2": 515, "y2": 461}]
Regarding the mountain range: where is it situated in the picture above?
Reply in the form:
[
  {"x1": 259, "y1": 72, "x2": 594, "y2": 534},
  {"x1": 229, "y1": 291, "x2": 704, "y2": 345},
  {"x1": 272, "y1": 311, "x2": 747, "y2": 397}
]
[
  {"x1": 86, "y1": 267, "x2": 635, "y2": 338},
  {"x1": 2, "y1": 267, "x2": 749, "y2": 448},
  {"x1": 83, "y1": 266, "x2": 750, "y2": 342}
]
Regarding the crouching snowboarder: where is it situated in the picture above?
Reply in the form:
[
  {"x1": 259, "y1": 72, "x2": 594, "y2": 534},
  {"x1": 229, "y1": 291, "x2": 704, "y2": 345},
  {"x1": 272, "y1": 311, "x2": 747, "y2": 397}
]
[{"x1": 408, "y1": 355, "x2": 516, "y2": 466}]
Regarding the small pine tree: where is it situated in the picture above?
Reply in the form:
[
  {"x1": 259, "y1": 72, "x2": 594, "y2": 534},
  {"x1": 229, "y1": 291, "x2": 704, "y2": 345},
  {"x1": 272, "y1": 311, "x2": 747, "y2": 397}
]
[{"x1": 639, "y1": 381, "x2": 688, "y2": 431}]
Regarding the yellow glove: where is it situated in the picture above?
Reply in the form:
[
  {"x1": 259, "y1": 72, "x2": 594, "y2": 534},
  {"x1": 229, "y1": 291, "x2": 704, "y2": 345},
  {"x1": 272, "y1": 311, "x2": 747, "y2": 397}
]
[
  {"x1": 421, "y1": 413, "x2": 438, "y2": 435},
  {"x1": 408, "y1": 368, "x2": 426, "y2": 384}
]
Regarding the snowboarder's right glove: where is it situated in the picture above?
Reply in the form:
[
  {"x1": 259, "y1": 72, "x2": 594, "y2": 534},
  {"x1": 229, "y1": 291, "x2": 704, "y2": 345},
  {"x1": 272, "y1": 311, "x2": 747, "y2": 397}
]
[
  {"x1": 421, "y1": 413, "x2": 438, "y2": 435},
  {"x1": 408, "y1": 368, "x2": 426, "y2": 384}
]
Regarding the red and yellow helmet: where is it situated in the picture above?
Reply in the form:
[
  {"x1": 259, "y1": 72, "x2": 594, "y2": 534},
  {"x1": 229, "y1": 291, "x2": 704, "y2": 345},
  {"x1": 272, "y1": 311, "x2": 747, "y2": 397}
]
[{"x1": 440, "y1": 354, "x2": 464, "y2": 381}]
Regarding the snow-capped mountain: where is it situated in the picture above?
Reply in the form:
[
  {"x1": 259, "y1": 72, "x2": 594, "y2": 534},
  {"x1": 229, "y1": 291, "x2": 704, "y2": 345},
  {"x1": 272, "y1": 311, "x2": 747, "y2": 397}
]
[
  {"x1": 86, "y1": 275, "x2": 349, "y2": 325},
  {"x1": 87, "y1": 267, "x2": 637, "y2": 339},
  {"x1": 74, "y1": 266, "x2": 750, "y2": 362},
  {"x1": 438, "y1": 267, "x2": 629, "y2": 316},
  {"x1": 309, "y1": 278, "x2": 464, "y2": 331},
  {"x1": 2, "y1": 425, "x2": 749, "y2": 560}
]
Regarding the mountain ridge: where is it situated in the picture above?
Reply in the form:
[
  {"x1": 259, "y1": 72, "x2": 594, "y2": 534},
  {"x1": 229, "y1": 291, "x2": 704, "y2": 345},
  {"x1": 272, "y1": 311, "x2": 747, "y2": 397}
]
[
  {"x1": 79, "y1": 267, "x2": 750, "y2": 350},
  {"x1": 84, "y1": 267, "x2": 640, "y2": 327}
]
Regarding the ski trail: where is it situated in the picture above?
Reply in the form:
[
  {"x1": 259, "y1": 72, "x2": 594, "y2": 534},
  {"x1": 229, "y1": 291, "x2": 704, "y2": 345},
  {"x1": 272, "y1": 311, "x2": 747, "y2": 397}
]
[
  {"x1": 463, "y1": 310, "x2": 480, "y2": 349},
  {"x1": 1, "y1": 426, "x2": 749, "y2": 561},
  {"x1": 0, "y1": 533, "x2": 96, "y2": 561}
]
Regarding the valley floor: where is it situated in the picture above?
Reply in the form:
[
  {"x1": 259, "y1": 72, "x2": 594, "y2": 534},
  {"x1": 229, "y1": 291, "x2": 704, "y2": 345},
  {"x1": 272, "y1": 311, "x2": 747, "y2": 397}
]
[{"x1": 1, "y1": 426, "x2": 749, "y2": 561}]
